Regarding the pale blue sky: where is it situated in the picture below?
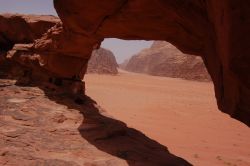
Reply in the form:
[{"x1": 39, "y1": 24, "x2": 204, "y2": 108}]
[
  {"x1": 0, "y1": 0, "x2": 152, "y2": 63},
  {"x1": 101, "y1": 39, "x2": 152, "y2": 63},
  {"x1": 0, "y1": 0, "x2": 57, "y2": 15}
]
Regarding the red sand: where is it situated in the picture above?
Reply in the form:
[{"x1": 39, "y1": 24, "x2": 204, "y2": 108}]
[{"x1": 85, "y1": 70, "x2": 250, "y2": 166}]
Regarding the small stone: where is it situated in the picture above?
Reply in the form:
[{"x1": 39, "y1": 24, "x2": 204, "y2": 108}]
[{"x1": 7, "y1": 98, "x2": 27, "y2": 103}]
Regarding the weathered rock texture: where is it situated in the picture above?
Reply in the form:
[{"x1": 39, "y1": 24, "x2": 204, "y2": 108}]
[
  {"x1": 87, "y1": 48, "x2": 118, "y2": 74},
  {"x1": 1, "y1": 1, "x2": 250, "y2": 126},
  {"x1": 0, "y1": 14, "x2": 59, "y2": 79},
  {"x1": 0, "y1": 14, "x2": 85, "y2": 95},
  {"x1": 0, "y1": 14, "x2": 59, "y2": 51},
  {"x1": 0, "y1": 79, "x2": 191, "y2": 166},
  {"x1": 124, "y1": 41, "x2": 211, "y2": 81}
]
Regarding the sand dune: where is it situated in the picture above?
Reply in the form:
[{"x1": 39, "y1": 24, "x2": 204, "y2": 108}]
[{"x1": 85, "y1": 70, "x2": 250, "y2": 166}]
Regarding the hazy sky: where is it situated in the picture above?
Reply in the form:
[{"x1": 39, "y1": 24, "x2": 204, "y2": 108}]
[
  {"x1": 101, "y1": 39, "x2": 152, "y2": 63},
  {"x1": 0, "y1": 0, "x2": 153, "y2": 63}
]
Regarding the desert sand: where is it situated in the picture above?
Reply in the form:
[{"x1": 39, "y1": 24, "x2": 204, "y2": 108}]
[
  {"x1": 85, "y1": 70, "x2": 250, "y2": 166},
  {"x1": 0, "y1": 78, "x2": 190, "y2": 166}
]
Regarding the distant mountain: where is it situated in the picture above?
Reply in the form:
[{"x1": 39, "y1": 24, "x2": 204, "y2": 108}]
[
  {"x1": 124, "y1": 41, "x2": 211, "y2": 81},
  {"x1": 119, "y1": 58, "x2": 129, "y2": 69},
  {"x1": 87, "y1": 48, "x2": 118, "y2": 74}
]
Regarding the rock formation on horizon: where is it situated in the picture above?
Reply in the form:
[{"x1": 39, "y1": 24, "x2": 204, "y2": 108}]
[
  {"x1": 87, "y1": 48, "x2": 118, "y2": 75},
  {"x1": 124, "y1": 41, "x2": 211, "y2": 82},
  {"x1": 119, "y1": 58, "x2": 129, "y2": 69}
]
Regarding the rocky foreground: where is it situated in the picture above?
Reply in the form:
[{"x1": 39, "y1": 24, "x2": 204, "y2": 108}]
[
  {"x1": 123, "y1": 41, "x2": 211, "y2": 82},
  {"x1": 0, "y1": 79, "x2": 191, "y2": 166}
]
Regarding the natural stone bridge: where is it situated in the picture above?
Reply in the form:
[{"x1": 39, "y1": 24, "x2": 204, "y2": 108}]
[{"x1": 0, "y1": 0, "x2": 249, "y2": 126}]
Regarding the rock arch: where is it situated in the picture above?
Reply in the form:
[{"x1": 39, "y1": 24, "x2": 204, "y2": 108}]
[{"x1": 2, "y1": 0, "x2": 250, "y2": 126}]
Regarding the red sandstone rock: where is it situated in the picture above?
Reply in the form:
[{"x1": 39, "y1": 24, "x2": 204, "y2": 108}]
[
  {"x1": 0, "y1": 14, "x2": 59, "y2": 51},
  {"x1": 125, "y1": 41, "x2": 211, "y2": 82},
  {"x1": 0, "y1": 14, "x2": 86, "y2": 95},
  {"x1": 87, "y1": 48, "x2": 118, "y2": 75},
  {"x1": 0, "y1": 14, "x2": 60, "y2": 78}
]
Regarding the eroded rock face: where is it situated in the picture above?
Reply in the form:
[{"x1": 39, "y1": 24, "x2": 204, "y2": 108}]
[
  {"x1": 0, "y1": 14, "x2": 59, "y2": 51},
  {"x1": 87, "y1": 48, "x2": 118, "y2": 74},
  {"x1": 125, "y1": 41, "x2": 211, "y2": 81},
  {"x1": 0, "y1": 14, "x2": 60, "y2": 83},
  {"x1": 0, "y1": 14, "x2": 85, "y2": 95}
]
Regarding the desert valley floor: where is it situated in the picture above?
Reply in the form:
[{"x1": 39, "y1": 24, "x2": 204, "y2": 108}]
[
  {"x1": 85, "y1": 70, "x2": 250, "y2": 166},
  {"x1": 1, "y1": 70, "x2": 250, "y2": 166}
]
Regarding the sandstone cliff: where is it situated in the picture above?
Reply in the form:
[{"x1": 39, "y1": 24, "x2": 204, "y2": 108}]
[
  {"x1": 87, "y1": 48, "x2": 118, "y2": 75},
  {"x1": 124, "y1": 41, "x2": 211, "y2": 82}
]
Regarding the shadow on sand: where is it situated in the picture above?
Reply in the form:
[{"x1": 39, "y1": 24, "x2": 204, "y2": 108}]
[{"x1": 32, "y1": 82, "x2": 193, "y2": 166}]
